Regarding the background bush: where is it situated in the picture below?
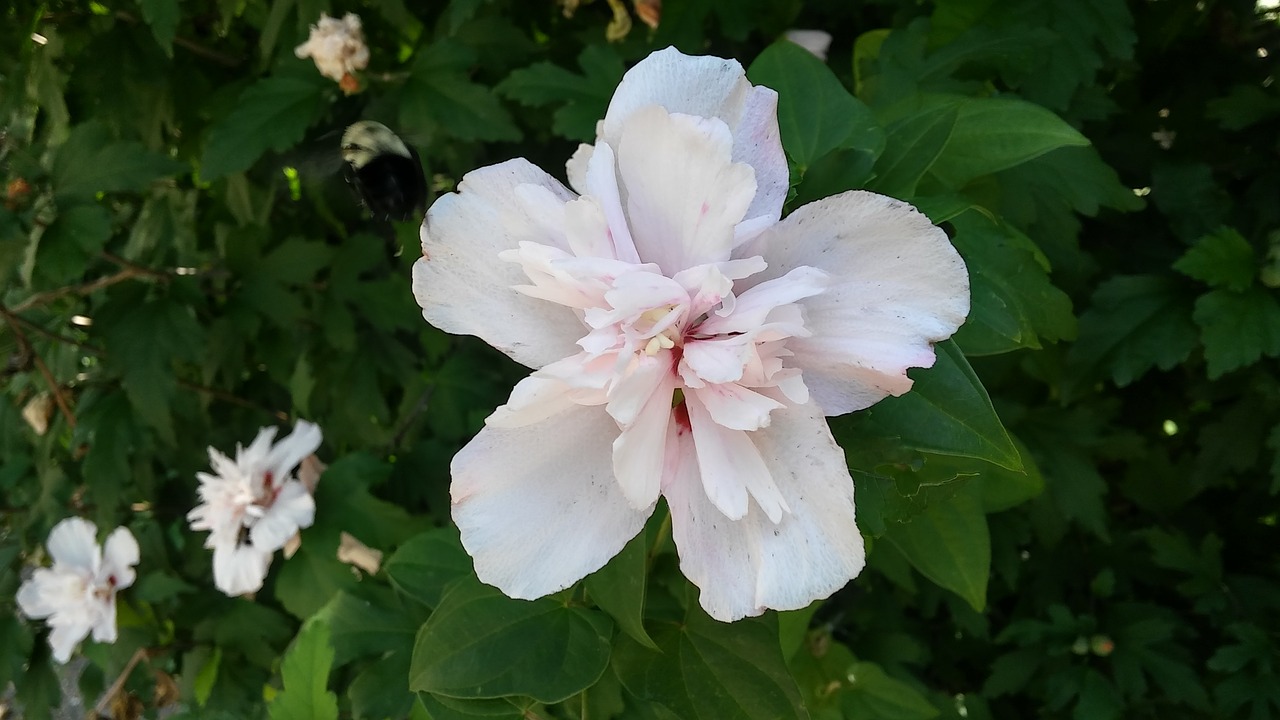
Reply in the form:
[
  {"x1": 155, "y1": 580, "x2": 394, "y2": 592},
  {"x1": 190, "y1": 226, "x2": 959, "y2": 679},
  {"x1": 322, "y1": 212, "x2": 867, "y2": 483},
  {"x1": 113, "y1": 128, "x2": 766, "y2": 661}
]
[{"x1": 2, "y1": 0, "x2": 1278, "y2": 718}]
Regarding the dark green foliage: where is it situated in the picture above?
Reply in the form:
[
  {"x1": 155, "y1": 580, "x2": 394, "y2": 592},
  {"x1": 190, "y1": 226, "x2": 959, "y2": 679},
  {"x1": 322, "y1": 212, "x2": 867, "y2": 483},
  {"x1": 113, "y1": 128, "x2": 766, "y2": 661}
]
[{"x1": 1, "y1": 0, "x2": 1277, "y2": 718}]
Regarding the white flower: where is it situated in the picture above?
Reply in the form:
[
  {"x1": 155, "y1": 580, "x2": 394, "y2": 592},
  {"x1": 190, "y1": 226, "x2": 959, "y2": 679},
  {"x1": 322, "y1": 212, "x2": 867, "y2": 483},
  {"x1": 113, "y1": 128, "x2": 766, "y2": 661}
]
[
  {"x1": 17, "y1": 518, "x2": 139, "y2": 663},
  {"x1": 294, "y1": 13, "x2": 369, "y2": 84},
  {"x1": 783, "y1": 29, "x2": 833, "y2": 61},
  {"x1": 412, "y1": 47, "x2": 969, "y2": 621},
  {"x1": 187, "y1": 421, "x2": 323, "y2": 596}
]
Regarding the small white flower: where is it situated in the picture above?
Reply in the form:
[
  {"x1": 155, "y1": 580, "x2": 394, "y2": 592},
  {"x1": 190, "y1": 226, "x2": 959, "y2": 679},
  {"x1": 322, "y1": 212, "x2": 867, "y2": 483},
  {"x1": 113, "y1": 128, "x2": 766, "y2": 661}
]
[
  {"x1": 294, "y1": 13, "x2": 370, "y2": 84},
  {"x1": 17, "y1": 518, "x2": 139, "y2": 663},
  {"x1": 784, "y1": 29, "x2": 833, "y2": 61},
  {"x1": 187, "y1": 421, "x2": 322, "y2": 596},
  {"x1": 414, "y1": 48, "x2": 969, "y2": 621}
]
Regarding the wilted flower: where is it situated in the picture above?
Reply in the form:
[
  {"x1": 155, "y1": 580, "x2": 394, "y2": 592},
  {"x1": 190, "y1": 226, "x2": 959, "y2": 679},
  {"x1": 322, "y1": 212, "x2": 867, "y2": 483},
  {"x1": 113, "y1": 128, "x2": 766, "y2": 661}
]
[
  {"x1": 784, "y1": 29, "x2": 833, "y2": 61},
  {"x1": 187, "y1": 421, "x2": 322, "y2": 596},
  {"x1": 413, "y1": 47, "x2": 969, "y2": 621},
  {"x1": 17, "y1": 518, "x2": 139, "y2": 663},
  {"x1": 294, "y1": 13, "x2": 369, "y2": 90}
]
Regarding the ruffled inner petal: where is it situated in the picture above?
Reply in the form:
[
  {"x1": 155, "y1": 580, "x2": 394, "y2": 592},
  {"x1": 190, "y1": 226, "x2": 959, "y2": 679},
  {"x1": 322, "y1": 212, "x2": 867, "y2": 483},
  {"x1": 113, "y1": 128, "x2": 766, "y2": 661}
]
[
  {"x1": 684, "y1": 392, "x2": 787, "y2": 523},
  {"x1": 615, "y1": 107, "x2": 757, "y2": 275}
]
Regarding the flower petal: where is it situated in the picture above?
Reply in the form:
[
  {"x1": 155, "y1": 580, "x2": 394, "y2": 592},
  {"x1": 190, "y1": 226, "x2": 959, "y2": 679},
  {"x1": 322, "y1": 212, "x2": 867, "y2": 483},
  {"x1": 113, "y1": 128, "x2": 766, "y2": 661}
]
[
  {"x1": 451, "y1": 404, "x2": 650, "y2": 600},
  {"x1": 737, "y1": 191, "x2": 970, "y2": 415},
  {"x1": 263, "y1": 421, "x2": 322, "y2": 485},
  {"x1": 612, "y1": 369, "x2": 677, "y2": 509},
  {"x1": 16, "y1": 568, "x2": 81, "y2": 620},
  {"x1": 615, "y1": 106, "x2": 756, "y2": 274},
  {"x1": 602, "y1": 47, "x2": 786, "y2": 232},
  {"x1": 101, "y1": 527, "x2": 140, "y2": 589},
  {"x1": 684, "y1": 392, "x2": 787, "y2": 523},
  {"x1": 46, "y1": 517, "x2": 99, "y2": 572},
  {"x1": 665, "y1": 400, "x2": 865, "y2": 621},
  {"x1": 212, "y1": 542, "x2": 273, "y2": 596},
  {"x1": 413, "y1": 159, "x2": 587, "y2": 370},
  {"x1": 250, "y1": 481, "x2": 315, "y2": 552},
  {"x1": 47, "y1": 618, "x2": 95, "y2": 663}
]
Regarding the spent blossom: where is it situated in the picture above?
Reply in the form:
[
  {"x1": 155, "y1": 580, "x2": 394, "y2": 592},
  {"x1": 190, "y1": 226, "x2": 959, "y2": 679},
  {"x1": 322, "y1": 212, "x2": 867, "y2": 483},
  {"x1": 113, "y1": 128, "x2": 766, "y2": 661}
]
[
  {"x1": 413, "y1": 47, "x2": 969, "y2": 621},
  {"x1": 187, "y1": 421, "x2": 322, "y2": 596},
  {"x1": 294, "y1": 13, "x2": 369, "y2": 90},
  {"x1": 17, "y1": 518, "x2": 139, "y2": 663}
]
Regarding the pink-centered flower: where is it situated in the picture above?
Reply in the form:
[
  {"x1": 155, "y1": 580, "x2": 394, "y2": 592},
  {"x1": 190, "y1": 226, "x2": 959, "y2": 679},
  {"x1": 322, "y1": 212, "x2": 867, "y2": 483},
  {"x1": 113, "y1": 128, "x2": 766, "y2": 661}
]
[
  {"x1": 17, "y1": 518, "x2": 139, "y2": 663},
  {"x1": 187, "y1": 421, "x2": 322, "y2": 596},
  {"x1": 412, "y1": 47, "x2": 969, "y2": 621}
]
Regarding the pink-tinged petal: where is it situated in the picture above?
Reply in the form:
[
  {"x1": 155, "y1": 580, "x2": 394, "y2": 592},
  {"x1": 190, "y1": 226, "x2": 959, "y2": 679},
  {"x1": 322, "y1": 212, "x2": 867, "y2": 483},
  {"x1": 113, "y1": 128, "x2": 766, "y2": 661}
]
[
  {"x1": 414, "y1": 159, "x2": 586, "y2": 370},
  {"x1": 451, "y1": 404, "x2": 650, "y2": 599},
  {"x1": 601, "y1": 48, "x2": 786, "y2": 233},
  {"x1": 729, "y1": 86, "x2": 788, "y2": 239},
  {"x1": 666, "y1": 401, "x2": 864, "y2": 621},
  {"x1": 46, "y1": 517, "x2": 99, "y2": 572},
  {"x1": 263, "y1": 421, "x2": 322, "y2": 485},
  {"x1": 684, "y1": 393, "x2": 787, "y2": 523},
  {"x1": 615, "y1": 107, "x2": 757, "y2": 274},
  {"x1": 612, "y1": 370, "x2": 677, "y2": 509},
  {"x1": 487, "y1": 374, "x2": 577, "y2": 428},
  {"x1": 250, "y1": 482, "x2": 315, "y2": 552},
  {"x1": 580, "y1": 142, "x2": 641, "y2": 263},
  {"x1": 682, "y1": 336, "x2": 750, "y2": 385},
  {"x1": 566, "y1": 143, "x2": 593, "y2": 195},
  {"x1": 697, "y1": 266, "x2": 828, "y2": 336},
  {"x1": 212, "y1": 542, "x2": 273, "y2": 596},
  {"x1": 47, "y1": 619, "x2": 94, "y2": 663},
  {"x1": 606, "y1": 353, "x2": 672, "y2": 425},
  {"x1": 750, "y1": 401, "x2": 865, "y2": 610},
  {"x1": 738, "y1": 191, "x2": 970, "y2": 415},
  {"x1": 101, "y1": 527, "x2": 140, "y2": 589},
  {"x1": 564, "y1": 196, "x2": 618, "y2": 260},
  {"x1": 690, "y1": 383, "x2": 784, "y2": 431}
]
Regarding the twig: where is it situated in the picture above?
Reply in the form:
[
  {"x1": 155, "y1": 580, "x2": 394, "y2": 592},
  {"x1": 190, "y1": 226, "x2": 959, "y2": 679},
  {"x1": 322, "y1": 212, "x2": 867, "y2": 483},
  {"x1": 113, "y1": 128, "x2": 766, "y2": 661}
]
[
  {"x1": 4, "y1": 312, "x2": 102, "y2": 353},
  {"x1": 111, "y1": 11, "x2": 243, "y2": 67},
  {"x1": 389, "y1": 383, "x2": 436, "y2": 449},
  {"x1": 93, "y1": 647, "x2": 150, "y2": 718},
  {"x1": 11, "y1": 266, "x2": 152, "y2": 313},
  {"x1": 0, "y1": 305, "x2": 76, "y2": 429},
  {"x1": 177, "y1": 379, "x2": 290, "y2": 422}
]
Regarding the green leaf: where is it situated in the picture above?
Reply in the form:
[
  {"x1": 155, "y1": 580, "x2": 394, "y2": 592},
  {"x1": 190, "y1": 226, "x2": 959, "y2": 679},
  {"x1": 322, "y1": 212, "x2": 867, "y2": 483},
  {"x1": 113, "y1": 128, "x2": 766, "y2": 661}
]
[
  {"x1": 200, "y1": 77, "x2": 327, "y2": 181},
  {"x1": 847, "y1": 341, "x2": 1022, "y2": 471},
  {"x1": 748, "y1": 40, "x2": 884, "y2": 170},
  {"x1": 53, "y1": 122, "x2": 187, "y2": 198},
  {"x1": 139, "y1": 0, "x2": 180, "y2": 54},
  {"x1": 870, "y1": 103, "x2": 958, "y2": 198},
  {"x1": 416, "y1": 694, "x2": 526, "y2": 720},
  {"x1": 1206, "y1": 84, "x2": 1280, "y2": 131},
  {"x1": 584, "y1": 530, "x2": 657, "y2": 650},
  {"x1": 384, "y1": 527, "x2": 473, "y2": 608},
  {"x1": 409, "y1": 578, "x2": 613, "y2": 703},
  {"x1": 885, "y1": 481, "x2": 990, "y2": 611},
  {"x1": 268, "y1": 621, "x2": 339, "y2": 720},
  {"x1": 950, "y1": 211, "x2": 1077, "y2": 355},
  {"x1": 33, "y1": 202, "x2": 112, "y2": 285},
  {"x1": 842, "y1": 661, "x2": 940, "y2": 720},
  {"x1": 1064, "y1": 275, "x2": 1198, "y2": 397},
  {"x1": 320, "y1": 590, "x2": 416, "y2": 668},
  {"x1": 497, "y1": 44, "x2": 625, "y2": 142},
  {"x1": 403, "y1": 42, "x2": 520, "y2": 143},
  {"x1": 350, "y1": 651, "x2": 416, "y2": 720},
  {"x1": 928, "y1": 97, "x2": 1090, "y2": 188},
  {"x1": 95, "y1": 293, "x2": 204, "y2": 445},
  {"x1": 1192, "y1": 286, "x2": 1280, "y2": 378},
  {"x1": 1173, "y1": 227, "x2": 1256, "y2": 291},
  {"x1": 613, "y1": 609, "x2": 807, "y2": 720}
]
